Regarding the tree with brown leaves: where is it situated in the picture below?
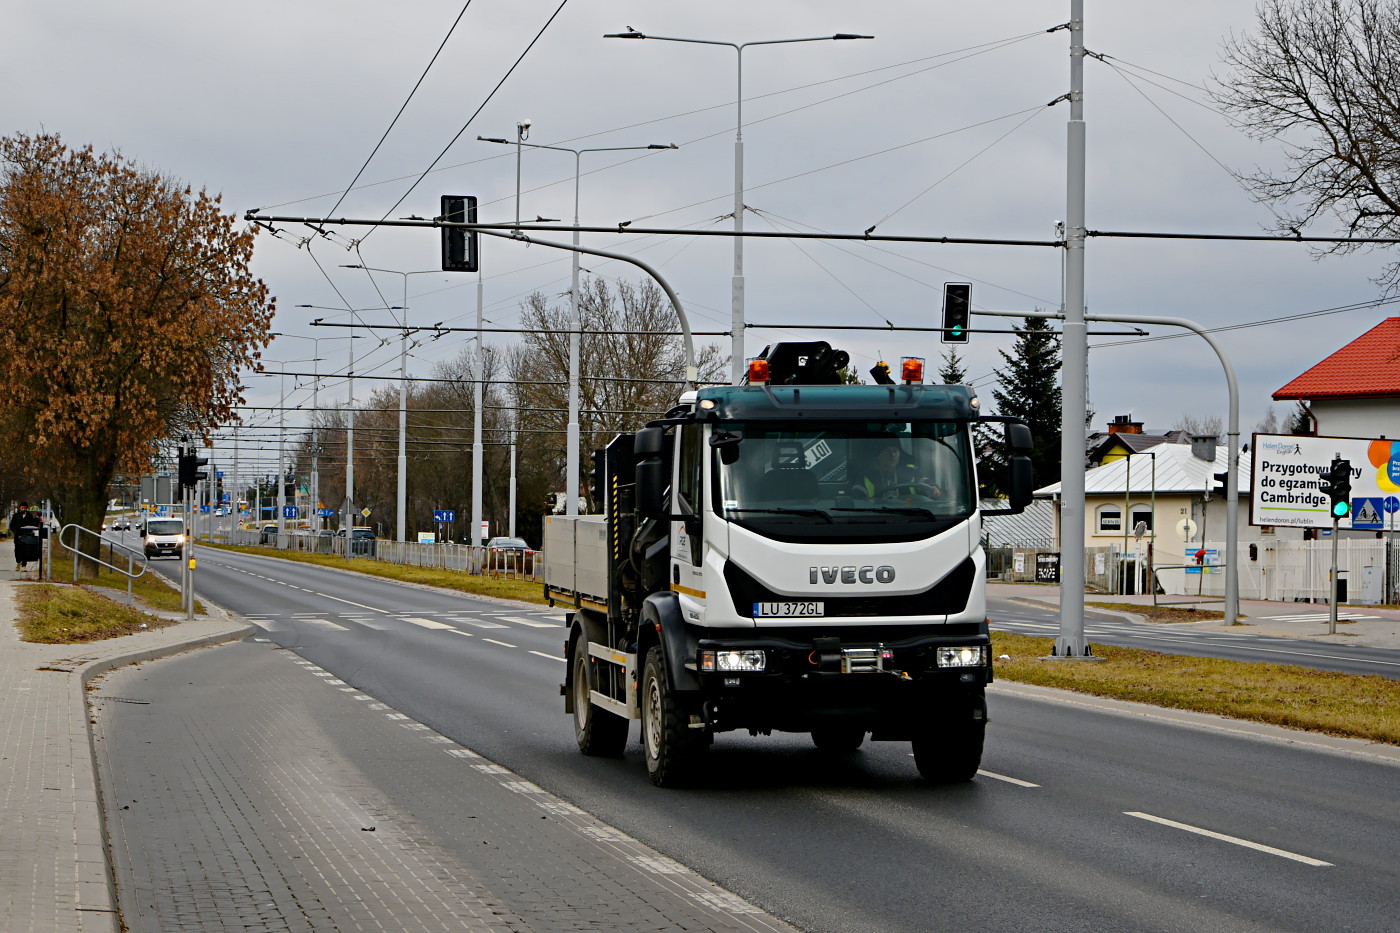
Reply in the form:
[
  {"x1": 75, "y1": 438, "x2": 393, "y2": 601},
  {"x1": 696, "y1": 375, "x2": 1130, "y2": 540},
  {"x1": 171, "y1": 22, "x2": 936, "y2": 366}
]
[{"x1": 0, "y1": 133, "x2": 273, "y2": 567}]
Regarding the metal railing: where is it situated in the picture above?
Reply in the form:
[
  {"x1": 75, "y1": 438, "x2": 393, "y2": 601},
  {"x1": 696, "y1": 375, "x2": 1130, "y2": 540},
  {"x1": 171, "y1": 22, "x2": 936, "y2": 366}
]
[
  {"x1": 57, "y1": 524, "x2": 148, "y2": 606},
  {"x1": 226, "y1": 529, "x2": 543, "y2": 582}
]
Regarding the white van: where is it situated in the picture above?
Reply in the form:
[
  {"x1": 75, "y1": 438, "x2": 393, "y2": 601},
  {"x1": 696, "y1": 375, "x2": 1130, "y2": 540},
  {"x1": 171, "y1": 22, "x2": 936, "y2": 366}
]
[{"x1": 141, "y1": 516, "x2": 186, "y2": 559}]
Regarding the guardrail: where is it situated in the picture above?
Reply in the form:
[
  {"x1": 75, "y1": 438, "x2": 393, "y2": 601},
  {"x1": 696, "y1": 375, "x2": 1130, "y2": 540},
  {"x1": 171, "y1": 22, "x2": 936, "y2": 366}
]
[
  {"x1": 57, "y1": 523, "x2": 148, "y2": 606},
  {"x1": 226, "y1": 529, "x2": 542, "y2": 582}
]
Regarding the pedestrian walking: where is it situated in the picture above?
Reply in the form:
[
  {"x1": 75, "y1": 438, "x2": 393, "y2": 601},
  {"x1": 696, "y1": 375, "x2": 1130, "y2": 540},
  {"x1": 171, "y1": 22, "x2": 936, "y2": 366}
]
[{"x1": 9, "y1": 502, "x2": 43, "y2": 569}]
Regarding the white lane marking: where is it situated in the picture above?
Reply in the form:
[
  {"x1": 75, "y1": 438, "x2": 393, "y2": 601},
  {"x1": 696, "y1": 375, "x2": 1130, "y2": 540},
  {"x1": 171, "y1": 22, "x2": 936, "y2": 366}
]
[
  {"x1": 402, "y1": 616, "x2": 455, "y2": 630},
  {"x1": 459, "y1": 618, "x2": 508, "y2": 630},
  {"x1": 446, "y1": 630, "x2": 473, "y2": 638},
  {"x1": 385, "y1": 713, "x2": 409, "y2": 720},
  {"x1": 497, "y1": 615, "x2": 558, "y2": 628},
  {"x1": 529, "y1": 650, "x2": 566, "y2": 662},
  {"x1": 1125, "y1": 811, "x2": 1332, "y2": 866},
  {"x1": 446, "y1": 748, "x2": 481, "y2": 759},
  {"x1": 977, "y1": 770, "x2": 1040, "y2": 787},
  {"x1": 300, "y1": 618, "x2": 348, "y2": 631},
  {"x1": 482, "y1": 638, "x2": 518, "y2": 648},
  {"x1": 1262, "y1": 613, "x2": 1376, "y2": 622}
]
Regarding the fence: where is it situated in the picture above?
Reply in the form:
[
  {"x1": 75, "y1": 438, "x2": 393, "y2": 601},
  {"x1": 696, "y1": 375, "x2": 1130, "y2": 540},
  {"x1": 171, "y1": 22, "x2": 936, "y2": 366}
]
[
  {"x1": 223, "y1": 528, "x2": 543, "y2": 583},
  {"x1": 989, "y1": 537, "x2": 1400, "y2": 605}
]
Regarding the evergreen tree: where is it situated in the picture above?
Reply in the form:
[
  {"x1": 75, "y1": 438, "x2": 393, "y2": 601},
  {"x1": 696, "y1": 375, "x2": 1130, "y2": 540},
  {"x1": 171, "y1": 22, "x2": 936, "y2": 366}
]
[
  {"x1": 937, "y1": 346, "x2": 967, "y2": 385},
  {"x1": 1286, "y1": 400, "x2": 1313, "y2": 435},
  {"x1": 983, "y1": 316, "x2": 1063, "y2": 493}
]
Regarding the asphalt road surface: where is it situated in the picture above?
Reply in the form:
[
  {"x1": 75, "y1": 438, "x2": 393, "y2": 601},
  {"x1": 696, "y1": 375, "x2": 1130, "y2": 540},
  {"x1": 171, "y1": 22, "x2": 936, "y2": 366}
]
[{"x1": 98, "y1": 546, "x2": 1400, "y2": 933}]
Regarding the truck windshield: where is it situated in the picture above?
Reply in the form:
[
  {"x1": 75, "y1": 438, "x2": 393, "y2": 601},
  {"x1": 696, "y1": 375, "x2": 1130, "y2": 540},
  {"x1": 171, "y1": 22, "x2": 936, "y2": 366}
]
[
  {"x1": 146, "y1": 520, "x2": 183, "y2": 535},
  {"x1": 715, "y1": 421, "x2": 976, "y2": 540}
]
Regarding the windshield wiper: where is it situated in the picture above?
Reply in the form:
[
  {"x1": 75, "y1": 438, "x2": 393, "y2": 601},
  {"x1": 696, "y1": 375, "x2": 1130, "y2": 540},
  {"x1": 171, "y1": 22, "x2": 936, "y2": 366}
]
[{"x1": 727, "y1": 507, "x2": 835, "y2": 524}]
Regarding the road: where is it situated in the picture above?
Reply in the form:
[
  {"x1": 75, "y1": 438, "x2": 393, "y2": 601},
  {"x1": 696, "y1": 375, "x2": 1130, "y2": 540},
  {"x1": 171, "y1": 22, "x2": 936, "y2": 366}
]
[
  {"x1": 104, "y1": 545, "x2": 1400, "y2": 932},
  {"x1": 990, "y1": 596, "x2": 1400, "y2": 679}
]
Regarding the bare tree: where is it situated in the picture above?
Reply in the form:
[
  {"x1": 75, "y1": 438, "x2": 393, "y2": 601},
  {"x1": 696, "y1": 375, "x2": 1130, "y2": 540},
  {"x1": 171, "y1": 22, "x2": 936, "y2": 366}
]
[
  {"x1": 1214, "y1": 0, "x2": 1400, "y2": 286},
  {"x1": 1173, "y1": 413, "x2": 1226, "y2": 437},
  {"x1": 511, "y1": 278, "x2": 726, "y2": 512}
]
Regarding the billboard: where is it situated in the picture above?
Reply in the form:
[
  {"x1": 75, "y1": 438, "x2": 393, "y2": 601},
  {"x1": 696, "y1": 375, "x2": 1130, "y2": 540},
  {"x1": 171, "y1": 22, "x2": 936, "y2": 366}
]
[{"x1": 1251, "y1": 433, "x2": 1400, "y2": 530}]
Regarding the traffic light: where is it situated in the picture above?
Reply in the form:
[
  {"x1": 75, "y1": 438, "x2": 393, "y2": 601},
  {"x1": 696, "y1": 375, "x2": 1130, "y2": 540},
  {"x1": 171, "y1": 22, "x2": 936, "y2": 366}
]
[
  {"x1": 1319, "y1": 458, "x2": 1352, "y2": 519},
  {"x1": 179, "y1": 449, "x2": 209, "y2": 488},
  {"x1": 941, "y1": 282, "x2": 971, "y2": 344},
  {"x1": 440, "y1": 195, "x2": 479, "y2": 272},
  {"x1": 1212, "y1": 471, "x2": 1229, "y2": 497}
]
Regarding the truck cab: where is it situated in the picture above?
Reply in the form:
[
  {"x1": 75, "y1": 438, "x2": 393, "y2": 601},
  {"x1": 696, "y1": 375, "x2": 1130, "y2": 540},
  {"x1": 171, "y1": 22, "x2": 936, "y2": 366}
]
[{"x1": 547, "y1": 342, "x2": 1032, "y2": 786}]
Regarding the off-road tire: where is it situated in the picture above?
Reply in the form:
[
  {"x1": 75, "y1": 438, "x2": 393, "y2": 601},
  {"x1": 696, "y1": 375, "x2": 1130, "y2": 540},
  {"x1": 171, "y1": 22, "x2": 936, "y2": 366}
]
[
  {"x1": 641, "y1": 646, "x2": 706, "y2": 787},
  {"x1": 572, "y1": 632, "x2": 628, "y2": 757}
]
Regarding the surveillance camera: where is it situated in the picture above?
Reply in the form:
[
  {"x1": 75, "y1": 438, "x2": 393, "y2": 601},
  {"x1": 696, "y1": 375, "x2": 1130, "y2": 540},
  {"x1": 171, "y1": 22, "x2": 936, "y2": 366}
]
[{"x1": 520, "y1": 119, "x2": 532, "y2": 129}]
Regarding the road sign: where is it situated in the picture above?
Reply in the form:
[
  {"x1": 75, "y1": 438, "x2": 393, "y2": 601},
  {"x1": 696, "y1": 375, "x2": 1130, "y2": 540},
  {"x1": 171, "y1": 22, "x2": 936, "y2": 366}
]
[
  {"x1": 1386, "y1": 496, "x2": 1400, "y2": 515},
  {"x1": 1352, "y1": 497, "x2": 1384, "y2": 530},
  {"x1": 361, "y1": 508, "x2": 371, "y2": 518},
  {"x1": 199, "y1": 505, "x2": 210, "y2": 514},
  {"x1": 433, "y1": 509, "x2": 455, "y2": 523},
  {"x1": 282, "y1": 506, "x2": 297, "y2": 518},
  {"x1": 316, "y1": 508, "x2": 335, "y2": 517}
]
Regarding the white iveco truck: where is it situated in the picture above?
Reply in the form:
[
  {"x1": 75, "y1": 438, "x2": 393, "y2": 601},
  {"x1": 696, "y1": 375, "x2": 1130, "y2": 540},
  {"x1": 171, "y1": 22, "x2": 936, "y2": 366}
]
[{"x1": 544, "y1": 342, "x2": 1033, "y2": 787}]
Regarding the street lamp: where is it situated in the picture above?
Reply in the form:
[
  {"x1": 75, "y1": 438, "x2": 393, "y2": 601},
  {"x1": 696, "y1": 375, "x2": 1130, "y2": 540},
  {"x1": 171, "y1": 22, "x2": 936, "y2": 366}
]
[
  {"x1": 477, "y1": 134, "x2": 678, "y2": 515},
  {"x1": 339, "y1": 266, "x2": 441, "y2": 542},
  {"x1": 606, "y1": 28, "x2": 872, "y2": 384}
]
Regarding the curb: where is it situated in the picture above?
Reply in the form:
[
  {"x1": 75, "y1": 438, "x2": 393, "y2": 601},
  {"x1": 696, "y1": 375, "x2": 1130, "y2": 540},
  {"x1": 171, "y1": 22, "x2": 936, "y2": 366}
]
[{"x1": 76, "y1": 620, "x2": 254, "y2": 928}]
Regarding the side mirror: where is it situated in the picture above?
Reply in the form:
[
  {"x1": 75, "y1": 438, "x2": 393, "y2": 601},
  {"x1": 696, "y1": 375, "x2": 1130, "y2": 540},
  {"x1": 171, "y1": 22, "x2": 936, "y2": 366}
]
[
  {"x1": 982, "y1": 421, "x2": 1034, "y2": 515},
  {"x1": 636, "y1": 459, "x2": 668, "y2": 519},
  {"x1": 139, "y1": 529, "x2": 147, "y2": 538}
]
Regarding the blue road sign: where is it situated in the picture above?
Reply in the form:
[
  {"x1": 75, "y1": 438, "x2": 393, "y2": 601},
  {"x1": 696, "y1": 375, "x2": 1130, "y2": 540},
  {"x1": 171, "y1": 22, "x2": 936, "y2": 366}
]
[
  {"x1": 199, "y1": 505, "x2": 210, "y2": 514},
  {"x1": 1352, "y1": 497, "x2": 1385, "y2": 530},
  {"x1": 282, "y1": 506, "x2": 298, "y2": 518},
  {"x1": 316, "y1": 508, "x2": 335, "y2": 517},
  {"x1": 433, "y1": 509, "x2": 456, "y2": 523},
  {"x1": 1385, "y1": 496, "x2": 1400, "y2": 515}
]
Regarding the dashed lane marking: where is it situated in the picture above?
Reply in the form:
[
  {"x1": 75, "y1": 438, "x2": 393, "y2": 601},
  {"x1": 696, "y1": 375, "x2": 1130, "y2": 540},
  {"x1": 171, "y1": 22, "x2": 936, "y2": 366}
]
[
  {"x1": 401, "y1": 616, "x2": 456, "y2": 630},
  {"x1": 529, "y1": 650, "x2": 565, "y2": 662},
  {"x1": 977, "y1": 770, "x2": 1040, "y2": 787},
  {"x1": 1125, "y1": 811, "x2": 1332, "y2": 866},
  {"x1": 482, "y1": 638, "x2": 518, "y2": 648}
]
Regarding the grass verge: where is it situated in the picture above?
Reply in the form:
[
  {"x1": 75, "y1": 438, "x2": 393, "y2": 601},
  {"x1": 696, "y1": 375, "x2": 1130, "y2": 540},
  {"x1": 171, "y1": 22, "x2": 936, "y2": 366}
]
[
  {"x1": 1085, "y1": 601, "x2": 1229, "y2": 623},
  {"x1": 46, "y1": 551, "x2": 199, "y2": 614},
  {"x1": 992, "y1": 630, "x2": 1400, "y2": 746},
  {"x1": 15, "y1": 584, "x2": 180, "y2": 643},
  {"x1": 204, "y1": 542, "x2": 548, "y2": 605}
]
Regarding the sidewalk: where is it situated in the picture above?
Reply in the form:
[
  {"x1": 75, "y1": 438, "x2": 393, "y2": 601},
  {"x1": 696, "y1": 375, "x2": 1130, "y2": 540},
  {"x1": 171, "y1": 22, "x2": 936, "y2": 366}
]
[
  {"x1": 0, "y1": 544, "x2": 250, "y2": 932},
  {"x1": 990, "y1": 581, "x2": 1400, "y2": 649}
]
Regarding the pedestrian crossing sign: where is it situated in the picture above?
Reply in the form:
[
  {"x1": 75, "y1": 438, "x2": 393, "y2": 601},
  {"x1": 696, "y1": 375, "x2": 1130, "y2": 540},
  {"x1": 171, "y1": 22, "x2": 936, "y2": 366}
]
[{"x1": 1351, "y1": 496, "x2": 1384, "y2": 530}]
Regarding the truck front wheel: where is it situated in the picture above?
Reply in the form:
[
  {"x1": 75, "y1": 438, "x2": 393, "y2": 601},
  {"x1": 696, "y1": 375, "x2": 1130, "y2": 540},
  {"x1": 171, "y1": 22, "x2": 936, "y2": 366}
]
[
  {"x1": 572, "y1": 632, "x2": 628, "y2": 757},
  {"x1": 912, "y1": 715, "x2": 984, "y2": 783},
  {"x1": 641, "y1": 646, "x2": 707, "y2": 787}
]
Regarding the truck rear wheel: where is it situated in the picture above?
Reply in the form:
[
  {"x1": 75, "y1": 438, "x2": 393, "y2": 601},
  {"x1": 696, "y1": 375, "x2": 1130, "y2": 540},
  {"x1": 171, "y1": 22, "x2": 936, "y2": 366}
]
[
  {"x1": 912, "y1": 717, "x2": 984, "y2": 783},
  {"x1": 572, "y1": 633, "x2": 628, "y2": 757},
  {"x1": 642, "y1": 646, "x2": 706, "y2": 787}
]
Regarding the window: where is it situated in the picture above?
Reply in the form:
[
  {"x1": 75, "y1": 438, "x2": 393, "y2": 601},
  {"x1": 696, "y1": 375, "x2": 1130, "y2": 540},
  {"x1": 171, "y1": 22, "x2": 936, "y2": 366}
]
[
  {"x1": 1097, "y1": 505, "x2": 1122, "y2": 533},
  {"x1": 676, "y1": 423, "x2": 703, "y2": 514},
  {"x1": 1130, "y1": 508, "x2": 1153, "y2": 533}
]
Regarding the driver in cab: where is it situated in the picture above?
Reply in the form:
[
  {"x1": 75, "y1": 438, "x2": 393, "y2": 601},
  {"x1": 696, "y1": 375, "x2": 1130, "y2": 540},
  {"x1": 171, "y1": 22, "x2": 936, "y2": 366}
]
[{"x1": 856, "y1": 441, "x2": 939, "y2": 499}]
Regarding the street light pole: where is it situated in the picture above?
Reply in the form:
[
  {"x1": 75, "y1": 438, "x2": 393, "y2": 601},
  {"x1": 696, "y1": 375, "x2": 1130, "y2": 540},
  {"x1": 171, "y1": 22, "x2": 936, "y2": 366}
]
[
  {"x1": 477, "y1": 134, "x2": 678, "y2": 515},
  {"x1": 606, "y1": 28, "x2": 871, "y2": 384},
  {"x1": 341, "y1": 265, "x2": 438, "y2": 542}
]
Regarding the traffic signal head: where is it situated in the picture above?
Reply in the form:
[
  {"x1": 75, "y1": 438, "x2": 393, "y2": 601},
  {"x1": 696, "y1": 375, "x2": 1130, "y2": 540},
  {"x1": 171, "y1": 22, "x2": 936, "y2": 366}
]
[
  {"x1": 1212, "y1": 471, "x2": 1229, "y2": 497},
  {"x1": 179, "y1": 451, "x2": 209, "y2": 487},
  {"x1": 441, "y1": 195, "x2": 479, "y2": 272},
  {"x1": 941, "y1": 282, "x2": 971, "y2": 344},
  {"x1": 1321, "y1": 458, "x2": 1351, "y2": 518}
]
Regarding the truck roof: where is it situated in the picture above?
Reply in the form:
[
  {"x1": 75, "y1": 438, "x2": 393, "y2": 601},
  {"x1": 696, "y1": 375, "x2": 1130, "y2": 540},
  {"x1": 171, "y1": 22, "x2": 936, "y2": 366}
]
[{"x1": 694, "y1": 383, "x2": 979, "y2": 422}]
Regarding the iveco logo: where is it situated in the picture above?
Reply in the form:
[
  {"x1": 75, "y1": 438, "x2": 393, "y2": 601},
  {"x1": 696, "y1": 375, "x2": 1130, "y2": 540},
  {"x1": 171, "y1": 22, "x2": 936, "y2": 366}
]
[{"x1": 809, "y1": 565, "x2": 896, "y2": 584}]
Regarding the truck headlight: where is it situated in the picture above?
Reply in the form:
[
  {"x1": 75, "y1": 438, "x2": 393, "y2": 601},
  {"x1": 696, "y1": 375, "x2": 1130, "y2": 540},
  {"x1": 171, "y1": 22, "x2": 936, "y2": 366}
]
[
  {"x1": 700, "y1": 648, "x2": 766, "y2": 672},
  {"x1": 935, "y1": 646, "x2": 986, "y2": 668}
]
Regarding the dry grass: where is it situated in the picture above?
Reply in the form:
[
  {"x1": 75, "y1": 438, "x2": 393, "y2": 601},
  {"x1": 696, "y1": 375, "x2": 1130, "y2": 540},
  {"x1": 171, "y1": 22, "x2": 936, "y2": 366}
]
[
  {"x1": 992, "y1": 630, "x2": 1400, "y2": 746},
  {"x1": 1085, "y1": 601, "x2": 1231, "y2": 624},
  {"x1": 15, "y1": 584, "x2": 180, "y2": 643},
  {"x1": 46, "y1": 551, "x2": 195, "y2": 614},
  {"x1": 205, "y1": 543, "x2": 549, "y2": 605}
]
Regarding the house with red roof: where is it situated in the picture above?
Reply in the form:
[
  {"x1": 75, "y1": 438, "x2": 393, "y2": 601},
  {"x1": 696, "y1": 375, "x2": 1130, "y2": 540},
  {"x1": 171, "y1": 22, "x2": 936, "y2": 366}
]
[{"x1": 1273, "y1": 317, "x2": 1400, "y2": 439}]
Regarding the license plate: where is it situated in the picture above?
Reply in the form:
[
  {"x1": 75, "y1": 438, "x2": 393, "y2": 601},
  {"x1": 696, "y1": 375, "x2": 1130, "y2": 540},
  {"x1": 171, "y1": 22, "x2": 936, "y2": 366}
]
[{"x1": 754, "y1": 601, "x2": 824, "y2": 617}]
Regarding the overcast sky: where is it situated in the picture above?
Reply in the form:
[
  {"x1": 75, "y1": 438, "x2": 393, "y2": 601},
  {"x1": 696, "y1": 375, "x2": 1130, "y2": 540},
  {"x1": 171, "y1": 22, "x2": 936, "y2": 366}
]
[{"x1": 10, "y1": 1, "x2": 1389, "y2": 472}]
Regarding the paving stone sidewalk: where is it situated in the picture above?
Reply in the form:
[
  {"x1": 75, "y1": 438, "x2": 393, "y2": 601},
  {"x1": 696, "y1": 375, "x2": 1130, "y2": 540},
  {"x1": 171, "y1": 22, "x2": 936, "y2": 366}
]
[{"x1": 0, "y1": 546, "x2": 250, "y2": 932}]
